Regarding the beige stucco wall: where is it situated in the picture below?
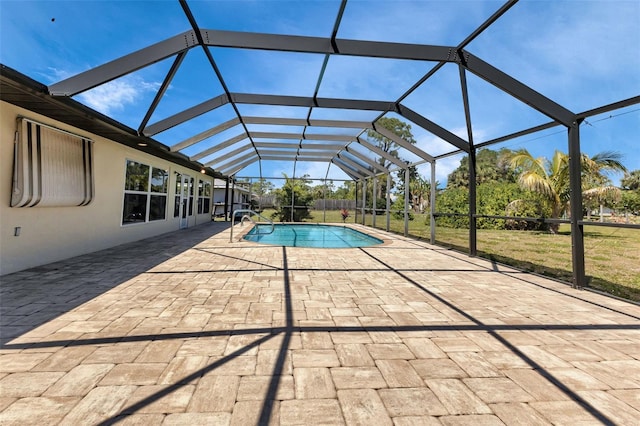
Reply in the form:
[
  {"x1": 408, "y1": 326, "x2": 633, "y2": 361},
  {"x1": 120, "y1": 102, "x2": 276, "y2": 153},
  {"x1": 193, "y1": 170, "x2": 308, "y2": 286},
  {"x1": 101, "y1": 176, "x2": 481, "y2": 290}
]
[{"x1": 0, "y1": 101, "x2": 214, "y2": 275}]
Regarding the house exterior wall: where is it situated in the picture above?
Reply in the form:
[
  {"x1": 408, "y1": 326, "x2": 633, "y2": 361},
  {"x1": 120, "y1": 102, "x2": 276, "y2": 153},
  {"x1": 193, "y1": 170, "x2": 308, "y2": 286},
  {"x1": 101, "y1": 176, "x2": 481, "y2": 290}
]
[
  {"x1": 0, "y1": 101, "x2": 214, "y2": 275},
  {"x1": 213, "y1": 179, "x2": 251, "y2": 218}
]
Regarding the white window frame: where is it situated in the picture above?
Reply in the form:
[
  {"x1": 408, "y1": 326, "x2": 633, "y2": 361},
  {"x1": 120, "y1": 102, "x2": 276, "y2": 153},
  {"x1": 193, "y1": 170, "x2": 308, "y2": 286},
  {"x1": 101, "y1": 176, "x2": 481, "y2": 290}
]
[
  {"x1": 198, "y1": 179, "x2": 212, "y2": 215},
  {"x1": 122, "y1": 159, "x2": 168, "y2": 225}
]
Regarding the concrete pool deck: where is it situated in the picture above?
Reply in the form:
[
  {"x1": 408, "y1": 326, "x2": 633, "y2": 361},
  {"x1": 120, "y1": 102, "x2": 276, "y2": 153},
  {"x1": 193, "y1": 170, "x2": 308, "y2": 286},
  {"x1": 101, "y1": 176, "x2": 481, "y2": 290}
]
[{"x1": 1, "y1": 221, "x2": 639, "y2": 425}]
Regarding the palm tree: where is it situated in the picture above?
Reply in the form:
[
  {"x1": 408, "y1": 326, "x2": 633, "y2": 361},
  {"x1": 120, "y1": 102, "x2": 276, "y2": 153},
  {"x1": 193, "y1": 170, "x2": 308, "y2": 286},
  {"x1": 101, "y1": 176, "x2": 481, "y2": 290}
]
[
  {"x1": 409, "y1": 175, "x2": 432, "y2": 213},
  {"x1": 503, "y1": 149, "x2": 626, "y2": 233},
  {"x1": 582, "y1": 151, "x2": 627, "y2": 222}
]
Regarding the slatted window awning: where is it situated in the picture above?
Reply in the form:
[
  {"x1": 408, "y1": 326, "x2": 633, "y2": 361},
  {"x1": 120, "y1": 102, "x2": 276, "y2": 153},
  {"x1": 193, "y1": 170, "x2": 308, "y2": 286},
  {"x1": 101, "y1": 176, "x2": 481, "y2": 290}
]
[{"x1": 11, "y1": 117, "x2": 94, "y2": 208}]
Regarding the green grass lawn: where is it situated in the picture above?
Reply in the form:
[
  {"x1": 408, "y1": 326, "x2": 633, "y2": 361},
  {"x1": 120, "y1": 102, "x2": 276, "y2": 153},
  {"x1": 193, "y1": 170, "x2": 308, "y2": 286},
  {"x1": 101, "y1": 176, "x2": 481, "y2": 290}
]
[{"x1": 236, "y1": 208, "x2": 640, "y2": 302}]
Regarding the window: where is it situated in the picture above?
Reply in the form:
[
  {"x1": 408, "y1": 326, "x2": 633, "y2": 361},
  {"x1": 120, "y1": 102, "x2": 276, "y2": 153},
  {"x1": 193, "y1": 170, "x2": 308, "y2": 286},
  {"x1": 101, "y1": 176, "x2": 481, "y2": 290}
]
[
  {"x1": 198, "y1": 180, "x2": 212, "y2": 214},
  {"x1": 122, "y1": 160, "x2": 168, "y2": 224}
]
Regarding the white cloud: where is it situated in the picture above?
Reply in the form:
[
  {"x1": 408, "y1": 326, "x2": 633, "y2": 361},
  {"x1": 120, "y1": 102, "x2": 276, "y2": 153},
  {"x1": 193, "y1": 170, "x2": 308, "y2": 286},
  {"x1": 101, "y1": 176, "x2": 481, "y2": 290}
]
[{"x1": 77, "y1": 77, "x2": 160, "y2": 116}]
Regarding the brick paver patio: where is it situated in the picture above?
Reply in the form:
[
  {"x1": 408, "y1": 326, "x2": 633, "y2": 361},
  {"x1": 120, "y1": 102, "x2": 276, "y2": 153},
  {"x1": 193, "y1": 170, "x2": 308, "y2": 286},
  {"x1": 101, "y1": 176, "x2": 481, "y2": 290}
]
[{"x1": 1, "y1": 221, "x2": 639, "y2": 425}]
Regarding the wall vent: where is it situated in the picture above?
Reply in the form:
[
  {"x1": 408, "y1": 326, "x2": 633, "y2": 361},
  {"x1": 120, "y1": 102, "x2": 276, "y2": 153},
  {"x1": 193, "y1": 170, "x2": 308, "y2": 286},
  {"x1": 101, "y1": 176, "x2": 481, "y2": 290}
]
[{"x1": 11, "y1": 117, "x2": 94, "y2": 207}]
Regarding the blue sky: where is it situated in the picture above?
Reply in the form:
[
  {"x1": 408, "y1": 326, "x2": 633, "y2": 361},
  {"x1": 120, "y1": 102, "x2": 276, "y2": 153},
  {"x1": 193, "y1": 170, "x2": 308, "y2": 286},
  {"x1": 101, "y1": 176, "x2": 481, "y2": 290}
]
[{"x1": 1, "y1": 0, "x2": 638, "y2": 188}]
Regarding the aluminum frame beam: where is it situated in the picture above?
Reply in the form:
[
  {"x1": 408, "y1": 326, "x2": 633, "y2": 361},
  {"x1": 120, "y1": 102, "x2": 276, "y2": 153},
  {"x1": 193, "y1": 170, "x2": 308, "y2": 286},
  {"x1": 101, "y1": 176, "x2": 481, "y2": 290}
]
[
  {"x1": 256, "y1": 150, "x2": 334, "y2": 158},
  {"x1": 244, "y1": 116, "x2": 372, "y2": 128},
  {"x1": 243, "y1": 117, "x2": 309, "y2": 126},
  {"x1": 395, "y1": 104, "x2": 470, "y2": 153},
  {"x1": 250, "y1": 131, "x2": 355, "y2": 142},
  {"x1": 253, "y1": 142, "x2": 302, "y2": 149},
  {"x1": 231, "y1": 93, "x2": 395, "y2": 111},
  {"x1": 295, "y1": 155, "x2": 335, "y2": 161},
  {"x1": 331, "y1": 158, "x2": 365, "y2": 180},
  {"x1": 139, "y1": 51, "x2": 187, "y2": 134},
  {"x1": 145, "y1": 94, "x2": 393, "y2": 139},
  {"x1": 47, "y1": 29, "x2": 461, "y2": 98},
  {"x1": 355, "y1": 137, "x2": 406, "y2": 168},
  {"x1": 203, "y1": 143, "x2": 254, "y2": 167},
  {"x1": 144, "y1": 94, "x2": 229, "y2": 136},
  {"x1": 49, "y1": 30, "x2": 200, "y2": 96},
  {"x1": 460, "y1": 51, "x2": 576, "y2": 127},
  {"x1": 576, "y1": 95, "x2": 640, "y2": 120},
  {"x1": 298, "y1": 143, "x2": 348, "y2": 151},
  {"x1": 200, "y1": 29, "x2": 458, "y2": 62},
  {"x1": 344, "y1": 147, "x2": 390, "y2": 174},
  {"x1": 180, "y1": 0, "x2": 262, "y2": 174},
  {"x1": 261, "y1": 155, "x2": 332, "y2": 162},
  {"x1": 222, "y1": 157, "x2": 260, "y2": 176},
  {"x1": 310, "y1": 119, "x2": 372, "y2": 128},
  {"x1": 256, "y1": 151, "x2": 297, "y2": 158},
  {"x1": 217, "y1": 151, "x2": 259, "y2": 174},
  {"x1": 372, "y1": 123, "x2": 435, "y2": 163},
  {"x1": 190, "y1": 133, "x2": 247, "y2": 161},
  {"x1": 336, "y1": 154, "x2": 374, "y2": 176},
  {"x1": 171, "y1": 117, "x2": 241, "y2": 152}
]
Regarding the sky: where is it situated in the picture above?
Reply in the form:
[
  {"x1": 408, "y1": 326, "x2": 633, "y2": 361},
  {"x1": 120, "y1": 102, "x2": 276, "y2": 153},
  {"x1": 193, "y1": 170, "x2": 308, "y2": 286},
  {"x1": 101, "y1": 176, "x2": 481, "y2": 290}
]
[{"x1": 1, "y1": 0, "x2": 638, "y2": 189}]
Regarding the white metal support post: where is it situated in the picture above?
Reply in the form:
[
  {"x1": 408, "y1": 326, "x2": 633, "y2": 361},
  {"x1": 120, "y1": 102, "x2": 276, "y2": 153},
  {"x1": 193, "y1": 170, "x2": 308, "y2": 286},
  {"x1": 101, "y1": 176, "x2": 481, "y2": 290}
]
[
  {"x1": 430, "y1": 161, "x2": 436, "y2": 244},
  {"x1": 372, "y1": 177, "x2": 377, "y2": 228},
  {"x1": 362, "y1": 179, "x2": 367, "y2": 225},
  {"x1": 404, "y1": 167, "x2": 410, "y2": 237},
  {"x1": 386, "y1": 174, "x2": 391, "y2": 232},
  {"x1": 568, "y1": 121, "x2": 586, "y2": 288}
]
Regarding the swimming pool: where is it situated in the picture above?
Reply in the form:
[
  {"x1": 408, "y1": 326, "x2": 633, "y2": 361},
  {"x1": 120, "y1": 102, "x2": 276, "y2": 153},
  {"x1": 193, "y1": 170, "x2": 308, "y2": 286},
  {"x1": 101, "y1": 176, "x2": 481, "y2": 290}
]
[{"x1": 243, "y1": 224, "x2": 384, "y2": 248}]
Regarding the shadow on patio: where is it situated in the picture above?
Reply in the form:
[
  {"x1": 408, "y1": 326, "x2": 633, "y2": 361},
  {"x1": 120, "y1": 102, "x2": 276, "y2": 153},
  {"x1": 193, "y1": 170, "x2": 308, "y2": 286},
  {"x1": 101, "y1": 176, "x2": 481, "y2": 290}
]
[{"x1": 1, "y1": 223, "x2": 639, "y2": 425}]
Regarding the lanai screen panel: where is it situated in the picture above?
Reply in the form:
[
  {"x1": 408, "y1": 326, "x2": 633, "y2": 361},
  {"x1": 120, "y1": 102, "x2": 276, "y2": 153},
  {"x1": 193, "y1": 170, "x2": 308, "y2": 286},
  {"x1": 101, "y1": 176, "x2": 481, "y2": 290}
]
[{"x1": 1, "y1": 0, "x2": 637, "y2": 180}]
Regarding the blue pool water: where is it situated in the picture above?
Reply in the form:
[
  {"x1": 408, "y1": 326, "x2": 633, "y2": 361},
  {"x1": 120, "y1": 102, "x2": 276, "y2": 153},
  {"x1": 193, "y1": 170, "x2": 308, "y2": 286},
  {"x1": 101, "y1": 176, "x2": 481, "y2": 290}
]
[{"x1": 243, "y1": 224, "x2": 383, "y2": 248}]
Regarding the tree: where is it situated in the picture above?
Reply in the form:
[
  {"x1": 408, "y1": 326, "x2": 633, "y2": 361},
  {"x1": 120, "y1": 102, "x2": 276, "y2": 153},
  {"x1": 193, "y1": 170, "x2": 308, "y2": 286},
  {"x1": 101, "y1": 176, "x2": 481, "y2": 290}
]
[
  {"x1": 504, "y1": 149, "x2": 626, "y2": 232},
  {"x1": 409, "y1": 174, "x2": 431, "y2": 213},
  {"x1": 620, "y1": 169, "x2": 640, "y2": 220},
  {"x1": 271, "y1": 174, "x2": 314, "y2": 222},
  {"x1": 333, "y1": 181, "x2": 356, "y2": 200},
  {"x1": 621, "y1": 170, "x2": 640, "y2": 191},
  {"x1": 249, "y1": 178, "x2": 275, "y2": 210},
  {"x1": 435, "y1": 182, "x2": 550, "y2": 230},
  {"x1": 324, "y1": 180, "x2": 336, "y2": 198},
  {"x1": 310, "y1": 183, "x2": 327, "y2": 201},
  {"x1": 366, "y1": 117, "x2": 415, "y2": 199},
  {"x1": 447, "y1": 148, "x2": 516, "y2": 189},
  {"x1": 366, "y1": 117, "x2": 416, "y2": 170},
  {"x1": 581, "y1": 151, "x2": 627, "y2": 221},
  {"x1": 618, "y1": 190, "x2": 640, "y2": 217},
  {"x1": 251, "y1": 178, "x2": 274, "y2": 196}
]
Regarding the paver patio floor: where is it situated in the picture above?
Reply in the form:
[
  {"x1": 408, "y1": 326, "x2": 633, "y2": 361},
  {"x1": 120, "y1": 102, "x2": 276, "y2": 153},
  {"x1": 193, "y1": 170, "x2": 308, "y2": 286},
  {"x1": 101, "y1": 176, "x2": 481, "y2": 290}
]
[{"x1": 1, "y1": 221, "x2": 639, "y2": 425}]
